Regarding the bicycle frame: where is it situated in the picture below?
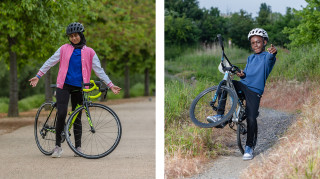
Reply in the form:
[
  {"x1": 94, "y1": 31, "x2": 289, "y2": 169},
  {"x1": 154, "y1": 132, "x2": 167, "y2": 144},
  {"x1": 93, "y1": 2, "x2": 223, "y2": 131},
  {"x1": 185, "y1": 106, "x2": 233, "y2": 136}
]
[{"x1": 40, "y1": 80, "x2": 105, "y2": 137}]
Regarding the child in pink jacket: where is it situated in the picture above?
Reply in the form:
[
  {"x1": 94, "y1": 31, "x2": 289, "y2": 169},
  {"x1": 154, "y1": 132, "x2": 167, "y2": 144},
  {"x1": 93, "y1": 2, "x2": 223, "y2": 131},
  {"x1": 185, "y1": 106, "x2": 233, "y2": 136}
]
[{"x1": 29, "y1": 22, "x2": 121, "y2": 158}]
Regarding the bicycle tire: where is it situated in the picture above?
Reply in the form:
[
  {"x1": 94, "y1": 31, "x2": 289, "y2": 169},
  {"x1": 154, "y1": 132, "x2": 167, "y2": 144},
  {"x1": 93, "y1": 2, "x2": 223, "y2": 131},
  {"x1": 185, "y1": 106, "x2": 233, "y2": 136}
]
[
  {"x1": 190, "y1": 85, "x2": 238, "y2": 128},
  {"x1": 34, "y1": 102, "x2": 57, "y2": 155},
  {"x1": 65, "y1": 103, "x2": 122, "y2": 159},
  {"x1": 237, "y1": 121, "x2": 257, "y2": 154}
]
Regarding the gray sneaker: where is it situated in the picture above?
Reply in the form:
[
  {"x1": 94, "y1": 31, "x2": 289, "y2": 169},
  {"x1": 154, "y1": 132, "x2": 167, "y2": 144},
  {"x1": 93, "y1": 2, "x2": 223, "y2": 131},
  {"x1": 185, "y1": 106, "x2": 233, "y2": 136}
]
[
  {"x1": 52, "y1": 145, "x2": 63, "y2": 158},
  {"x1": 206, "y1": 115, "x2": 223, "y2": 123},
  {"x1": 74, "y1": 147, "x2": 83, "y2": 157}
]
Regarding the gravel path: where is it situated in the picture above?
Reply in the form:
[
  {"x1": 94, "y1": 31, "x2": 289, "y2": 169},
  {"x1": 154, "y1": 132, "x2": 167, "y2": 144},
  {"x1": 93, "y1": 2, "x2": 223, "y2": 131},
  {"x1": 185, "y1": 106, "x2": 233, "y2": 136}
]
[
  {"x1": 189, "y1": 108, "x2": 296, "y2": 179},
  {"x1": 0, "y1": 98, "x2": 155, "y2": 179}
]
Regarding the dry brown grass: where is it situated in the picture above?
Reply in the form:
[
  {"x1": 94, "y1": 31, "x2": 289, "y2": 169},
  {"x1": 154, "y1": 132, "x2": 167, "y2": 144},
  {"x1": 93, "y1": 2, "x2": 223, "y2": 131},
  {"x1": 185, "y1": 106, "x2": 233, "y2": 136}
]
[
  {"x1": 261, "y1": 79, "x2": 316, "y2": 113},
  {"x1": 165, "y1": 124, "x2": 238, "y2": 178},
  {"x1": 165, "y1": 151, "x2": 209, "y2": 179},
  {"x1": 240, "y1": 90, "x2": 320, "y2": 178}
]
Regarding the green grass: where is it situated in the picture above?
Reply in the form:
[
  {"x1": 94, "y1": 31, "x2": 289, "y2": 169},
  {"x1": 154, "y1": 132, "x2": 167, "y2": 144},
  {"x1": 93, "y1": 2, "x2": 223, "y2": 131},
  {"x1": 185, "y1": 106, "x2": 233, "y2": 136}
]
[
  {"x1": 270, "y1": 43, "x2": 320, "y2": 81},
  {"x1": 18, "y1": 94, "x2": 45, "y2": 112}
]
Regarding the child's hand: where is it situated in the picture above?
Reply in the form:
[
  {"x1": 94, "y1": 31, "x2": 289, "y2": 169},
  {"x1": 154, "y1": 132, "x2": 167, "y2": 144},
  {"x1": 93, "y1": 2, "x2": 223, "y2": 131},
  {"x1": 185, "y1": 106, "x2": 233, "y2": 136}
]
[
  {"x1": 110, "y1": 86, "x2": 121, "y2": 94},
  {"x1": 267, "y1": 44, "x2": 277, "y2": 54},
  {"x1": 29, "y1": 77, "x2": 39, "y2": 87},
  {"x1": 236, "y1": 70, "x2": 245, "y2": 77}
]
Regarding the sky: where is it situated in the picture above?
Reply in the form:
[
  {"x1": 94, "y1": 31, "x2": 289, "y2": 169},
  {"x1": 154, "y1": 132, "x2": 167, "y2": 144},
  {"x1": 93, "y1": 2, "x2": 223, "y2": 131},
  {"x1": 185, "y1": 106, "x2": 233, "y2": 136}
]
[{"x1": 198, "y1": 0, "x2": 308, "y2": 17}]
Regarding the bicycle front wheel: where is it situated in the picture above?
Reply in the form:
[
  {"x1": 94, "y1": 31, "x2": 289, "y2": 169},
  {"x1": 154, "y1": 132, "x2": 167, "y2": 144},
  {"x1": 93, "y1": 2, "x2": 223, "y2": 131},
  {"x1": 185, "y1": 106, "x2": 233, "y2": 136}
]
[
  {"x1": 34, "y1": 102, "x2": 57, "y2": 155},
  {"x1": 65, "y1": 103, "x2": 122, "y2": 159},
  {"x1": 190, "y1": 85, "x2": 238, "y2": 128}
]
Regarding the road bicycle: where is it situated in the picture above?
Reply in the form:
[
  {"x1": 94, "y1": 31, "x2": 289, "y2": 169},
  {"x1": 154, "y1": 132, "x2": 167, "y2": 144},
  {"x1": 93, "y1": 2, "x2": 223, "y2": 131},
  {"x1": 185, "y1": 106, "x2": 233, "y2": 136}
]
[
  {"x1": 189, "y1": 34, "x2": 257, "y2": 154},
  {"x1": 34, "y1": 80, "x2": 122, "y2": 159}
]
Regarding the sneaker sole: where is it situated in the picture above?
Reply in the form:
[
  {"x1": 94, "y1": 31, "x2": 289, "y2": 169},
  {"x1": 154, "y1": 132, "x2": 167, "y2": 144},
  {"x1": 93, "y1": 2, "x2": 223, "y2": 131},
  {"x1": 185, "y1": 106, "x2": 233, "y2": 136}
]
[
  {"x1": 242, "y1": 156, "x2": 253, "y2": 160},
  {"x1": 51, "y1": 150, "x2": 63, "y2": 158}
]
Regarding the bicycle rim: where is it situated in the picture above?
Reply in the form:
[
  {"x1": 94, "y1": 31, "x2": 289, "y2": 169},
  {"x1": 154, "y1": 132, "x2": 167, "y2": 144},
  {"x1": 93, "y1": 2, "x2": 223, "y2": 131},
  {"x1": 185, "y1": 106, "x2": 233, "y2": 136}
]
[
  {"x1": 65, "y1": 103, "x2": 122, "y2": 159},
  {"x1": 237, "y1": 122, "x2": 246, "y2": 154},
  {"x1": 34, "y1": 102, "x2": 56, "y2": 155},
  {"x1": 190, "y1": 86, "x2": 238, "y2": 128}
]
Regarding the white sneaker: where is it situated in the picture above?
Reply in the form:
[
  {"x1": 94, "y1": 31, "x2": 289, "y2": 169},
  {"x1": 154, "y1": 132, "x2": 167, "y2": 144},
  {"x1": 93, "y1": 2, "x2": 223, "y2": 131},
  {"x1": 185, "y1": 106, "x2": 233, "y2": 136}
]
[
  {"x1": 52, "y1": 145, "x2": 63, "y2": 158},
  {"x1": 243, "y1": 146, "x2": 254, "y2": 160},
  {"x1": 74, "y1": 147, "x2": 83, "y2": 157},
  {"x1": 207, "y1": 115, "x2": 223, "y2": 123}
]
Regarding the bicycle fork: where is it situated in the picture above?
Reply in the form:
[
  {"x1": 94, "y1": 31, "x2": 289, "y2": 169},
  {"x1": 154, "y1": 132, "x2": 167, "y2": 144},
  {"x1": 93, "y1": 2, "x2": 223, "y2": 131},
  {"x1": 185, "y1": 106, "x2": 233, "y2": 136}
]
[{"x1": 68, "y1": 104, "x2": 96, "y2": 133}]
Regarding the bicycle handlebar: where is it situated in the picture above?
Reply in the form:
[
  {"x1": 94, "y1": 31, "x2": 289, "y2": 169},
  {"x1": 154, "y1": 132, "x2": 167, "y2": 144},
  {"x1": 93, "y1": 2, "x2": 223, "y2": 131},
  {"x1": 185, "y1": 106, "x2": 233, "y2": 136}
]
[
  {"x1": 216, "y1": 34, "x2": 241, "y2": 74},
  {"x1": 82, "y1": 80, "x2": 108, "y2": 99},
  {"x1": 217, "y1": 34, "x2": 224, "y2": 51}
]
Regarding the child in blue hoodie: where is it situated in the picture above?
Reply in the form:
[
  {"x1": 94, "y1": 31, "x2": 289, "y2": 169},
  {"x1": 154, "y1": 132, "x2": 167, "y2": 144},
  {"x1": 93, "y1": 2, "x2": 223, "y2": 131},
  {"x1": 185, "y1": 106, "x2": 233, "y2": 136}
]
[{"x1": 207, "y1": 28, "x2": 277, "y2": 160}]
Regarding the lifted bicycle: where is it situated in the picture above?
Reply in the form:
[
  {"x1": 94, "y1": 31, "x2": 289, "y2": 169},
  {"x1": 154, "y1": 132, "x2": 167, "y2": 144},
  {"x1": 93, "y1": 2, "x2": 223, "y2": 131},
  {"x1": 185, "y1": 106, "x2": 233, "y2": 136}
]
[{"x1": 189, "y1": 34, "x2": 257, "y2": 154}]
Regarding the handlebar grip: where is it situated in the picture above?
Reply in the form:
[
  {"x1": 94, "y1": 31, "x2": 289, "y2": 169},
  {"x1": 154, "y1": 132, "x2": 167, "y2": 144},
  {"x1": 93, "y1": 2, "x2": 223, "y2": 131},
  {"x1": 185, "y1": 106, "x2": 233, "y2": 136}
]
[{"x1": 217, "y1": 34, "x2": 224, "y2": 50}]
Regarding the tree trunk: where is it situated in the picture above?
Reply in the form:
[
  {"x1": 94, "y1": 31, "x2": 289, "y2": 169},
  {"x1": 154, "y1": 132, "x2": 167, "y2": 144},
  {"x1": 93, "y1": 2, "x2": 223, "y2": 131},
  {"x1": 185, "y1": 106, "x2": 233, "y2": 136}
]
[
  {"x1": 144, "y1": 68, "x2": 149, "y2": 96},
  {"x1": 8, "y1": 36, "x2": 19, "y2": 117},
  {"x1": 44, "y1": 70, "x2": 52, "y2": 102},
  {"x1": 100, "y1": 58, "x2": 107, "y2": 102},
  {"x1": 124, "y1": 62, "x2": 130, "y2": 98}
]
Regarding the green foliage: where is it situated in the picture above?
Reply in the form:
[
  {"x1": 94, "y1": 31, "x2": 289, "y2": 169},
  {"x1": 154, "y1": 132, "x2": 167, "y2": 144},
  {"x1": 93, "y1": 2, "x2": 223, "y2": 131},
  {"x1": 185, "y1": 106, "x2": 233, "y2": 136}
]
[
  {"x1": 18, "y1": 94, "x2": 45, "y2": 112},
  {"x1": 0, "y1": 97, "x2": 9, "y2": 113},
  {"x1": 165, "y1": 45, "x2": 248, "y2": 82},
  {"x1": 270, "y1": 43, "x2": 320, "y2": 81},
  {"x1": 284, "y1": 0, "x2": 320, "y2": 46},
  {"x1": 227, "y1": 10, "x2": 254, "y2": 49},
  {"x1": 129, "y1": 83, "x2": 144, "y2": 97},
  {"x1": 165, "y1": 13, "x2": 200, "y2": 45},
  {"x1": 0, "y1": 95, "x2": 45, "y2": 113},
  {"x1": 199, "y1": 8, "x2": 226, "y2": 43},
  {"x1": 256, "y1": 3, "x2": 272, "y2": 26},
  {"x1": 165, "y1": 1, "x2": 306, "y2": 49}
]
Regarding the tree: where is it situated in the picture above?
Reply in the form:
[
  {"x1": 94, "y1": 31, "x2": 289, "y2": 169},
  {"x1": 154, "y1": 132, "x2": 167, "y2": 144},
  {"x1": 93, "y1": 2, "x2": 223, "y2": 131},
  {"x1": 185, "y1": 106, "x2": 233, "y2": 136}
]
[
  {"x1": 284, "y1": 0, "x2": 320, "y2": 46},
  {"x1": 199, "y1": 7, "x2": 226, "y2": 44},
  {"x1": 85, "y1": 0, "x2": 155, "y2": 98},
  {"x1": 227, "y1": 10, "x2": 255, "y2": 49},
  {"x1": 0, "y1": 0, "x2": 90, "y2": 116},
  {"x1": 256, "y1": 3, "x2": 272, "y2": 26},
  {"x1": 165, "y1": 13, "x2": 200, "y2": 45}
]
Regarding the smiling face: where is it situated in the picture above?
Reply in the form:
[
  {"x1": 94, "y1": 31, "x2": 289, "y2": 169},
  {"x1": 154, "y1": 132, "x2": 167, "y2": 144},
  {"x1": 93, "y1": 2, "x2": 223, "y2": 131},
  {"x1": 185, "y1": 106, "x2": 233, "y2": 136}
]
[
  {"x1": 68, "y1": 33, "x2": 81, "y2": 44},
  {"x1": 250, "y1": 35, "x2": 267, "y2": 54}
]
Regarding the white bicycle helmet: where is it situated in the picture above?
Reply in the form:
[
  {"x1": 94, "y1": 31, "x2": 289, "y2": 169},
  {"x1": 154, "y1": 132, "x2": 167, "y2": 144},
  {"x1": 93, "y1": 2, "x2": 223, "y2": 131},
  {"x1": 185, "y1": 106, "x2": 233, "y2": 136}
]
[{"x1": 248, "y1": 28, "x2": 268, "y2": 41}]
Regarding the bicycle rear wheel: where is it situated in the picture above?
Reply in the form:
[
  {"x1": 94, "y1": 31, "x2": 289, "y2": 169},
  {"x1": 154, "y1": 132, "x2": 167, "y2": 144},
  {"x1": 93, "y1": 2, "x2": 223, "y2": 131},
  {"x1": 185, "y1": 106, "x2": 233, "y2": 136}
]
[
  {"x1": 34, "y1": 102, "x2": 57, "y2": 155},
  {"x1": 65, "y1": 103, "x2": 122, "y2": 159},
  {"x1": 237, "y1": 121, "x2": 257, "y2": 154},
  {"x1": 190, "y1": 85, "x2": 238, "y2": 128}
]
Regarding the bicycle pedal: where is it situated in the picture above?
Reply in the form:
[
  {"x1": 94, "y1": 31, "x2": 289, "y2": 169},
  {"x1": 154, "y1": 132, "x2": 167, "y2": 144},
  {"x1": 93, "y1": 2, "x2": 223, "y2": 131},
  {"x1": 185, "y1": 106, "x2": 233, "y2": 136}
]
[{"x1": 215, "y1": 120, "x2": 228, "y2": 129}]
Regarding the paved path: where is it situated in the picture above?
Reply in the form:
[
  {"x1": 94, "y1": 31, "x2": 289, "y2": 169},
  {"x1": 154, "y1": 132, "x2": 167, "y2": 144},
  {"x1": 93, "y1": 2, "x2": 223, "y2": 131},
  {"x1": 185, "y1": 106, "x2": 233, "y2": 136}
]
[{"x1": 0, "y1": 97, "x2": 155, "y2": 179}]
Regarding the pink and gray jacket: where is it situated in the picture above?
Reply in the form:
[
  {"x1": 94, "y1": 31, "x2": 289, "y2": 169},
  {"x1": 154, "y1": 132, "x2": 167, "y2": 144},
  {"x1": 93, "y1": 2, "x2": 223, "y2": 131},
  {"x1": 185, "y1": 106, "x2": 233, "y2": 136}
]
[{"x1": 37, "y1": 44, "x2": 114, "y2": 89}]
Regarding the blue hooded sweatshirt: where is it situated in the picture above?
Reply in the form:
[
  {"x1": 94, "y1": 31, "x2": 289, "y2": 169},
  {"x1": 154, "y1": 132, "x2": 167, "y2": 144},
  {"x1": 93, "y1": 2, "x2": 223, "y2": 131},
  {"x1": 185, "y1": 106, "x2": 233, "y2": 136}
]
[{"x1": 240, "y1": 51, "x2": 276, "y2": 95}]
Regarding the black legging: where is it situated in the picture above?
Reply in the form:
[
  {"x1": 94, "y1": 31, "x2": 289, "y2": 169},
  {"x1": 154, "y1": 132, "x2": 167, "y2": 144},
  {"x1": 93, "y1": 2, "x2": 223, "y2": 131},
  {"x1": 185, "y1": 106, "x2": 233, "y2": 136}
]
[
  {"x1": 217, "y1": 80, "x2": 261, "y2": 147},
  {"x1": 56, "y1": 83, "x2": 83, "y2": 148}
]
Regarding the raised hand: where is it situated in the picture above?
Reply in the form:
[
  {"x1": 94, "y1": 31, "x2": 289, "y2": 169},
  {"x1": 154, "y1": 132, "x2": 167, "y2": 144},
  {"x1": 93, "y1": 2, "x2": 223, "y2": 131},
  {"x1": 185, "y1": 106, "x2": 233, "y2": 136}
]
[{"x1": 267, "y1": 44, "x2": 277, "y2": 54}]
